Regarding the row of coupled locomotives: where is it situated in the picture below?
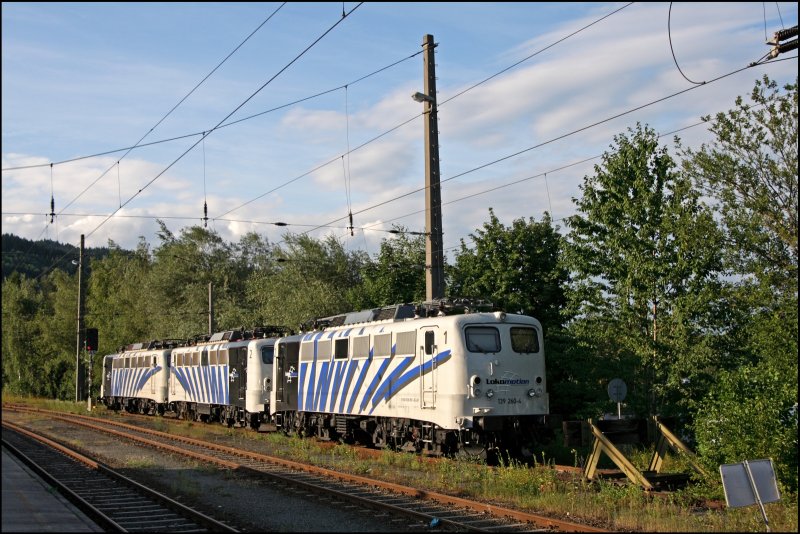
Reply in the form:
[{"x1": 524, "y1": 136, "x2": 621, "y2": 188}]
[{"x1": 100, "y1": 300, "x2": 551, "y2": 458}]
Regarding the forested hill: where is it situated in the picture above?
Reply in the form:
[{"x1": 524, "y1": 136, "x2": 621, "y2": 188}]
[{"x1": 2, "y1": 233, "x2": 111, "y2": 280}]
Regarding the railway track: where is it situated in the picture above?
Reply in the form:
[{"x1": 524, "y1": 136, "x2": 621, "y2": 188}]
[
  {"x1": 5, "y1": 405, "x2": 609, "y2": 532},
  {"x1": 2, "y1": 421, "x2": 238, "y2": 533}
]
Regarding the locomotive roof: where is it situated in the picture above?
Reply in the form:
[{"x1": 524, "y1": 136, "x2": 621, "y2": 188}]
[{"x1": 308, "y1": 298, "x2": 498, "y2": 331}]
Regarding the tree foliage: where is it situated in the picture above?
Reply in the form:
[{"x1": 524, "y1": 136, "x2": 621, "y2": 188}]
[
  {"x1": 681, "y1": 75, "x2": 798, "y2": 292},
  {"x1": 562, "y1": 123, "x2": 725, "y2": 417},
  {"x1": 247, "y1": 233, "x2": 368, "y2": 331},
  {"x1": 681, "y1": 76, "x2": 798, "y2": 490},
  {"x1": 451, "y1": 209, "x2": 567, "y2": 333},
  {"x1": 360, "y1": 227, "x2": 426, "y2": 307}
]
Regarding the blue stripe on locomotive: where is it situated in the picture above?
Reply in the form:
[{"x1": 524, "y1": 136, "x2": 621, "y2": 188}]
[
  {"x1": 110, "y1": 365, "x2": 161, "y2": 397},
  {"x1": 346, "y1": 348, "x2": 373, "y2": 413},
  {"x1": 369, "y1": 349, "x2": 452, "y2": 414},
  {"x1": 172, "y1": 364, "x2": 229, "y2": 404}
]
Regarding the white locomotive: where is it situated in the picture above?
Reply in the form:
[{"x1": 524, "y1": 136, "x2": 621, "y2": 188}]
[
  {"x1": 271, "y1": 302, "x2": 549, "y2": 456},
  {"x1": 100, "y1": 340, "x2": 176, "y2": 415},
  {"x1": 100, "y1": 300, "x2": 549, "y2": 457},
  {"x1": 168, "y1": 329, "x2": 276, "y2": 428}
]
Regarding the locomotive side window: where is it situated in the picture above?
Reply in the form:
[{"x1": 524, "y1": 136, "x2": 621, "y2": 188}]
[
  {"x1": 352, "y1": 335, "x2": 370, "y2": 359},
  {"x1": 219, "y1": 349, "x2": 229, "y2": 365},
  {"x1": 201, "y1": 350, "x2": 209, "y2": 366},
  {"x1": 317, "y1": 340, "x2": 332, "y2": 360},
  {"x1": 209, "y1": 349, "x2": 217, "y2": 365},
  {"x1": 374, "y1": 333, "x2": 392, "y2": 358},
  {"x1": 510, "y1": 327, "x2": 540, "y2": 353},
  {"x1": 261, "y1": 346, "x2": 274, "y2": 364},
  {"x1": 300, "y1": 342, "x2": 315, "y2": 362},
  {"x1": 465, "y1": 326, "x2": 501, "y2": 353},
  {"x1": 424, "y1": 330, "x2": 435, "y2": 355},
  {"x1": 395, "y1": 331, "x2": 416, "y2": 356},
  {"x1": 334, "y1": 338, "x2": 349, "y2": 359}
]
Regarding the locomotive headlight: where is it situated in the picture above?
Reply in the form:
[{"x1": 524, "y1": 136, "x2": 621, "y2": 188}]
[
  {"x1": 494, "y1": 311, "x2": 507, "y2": 322},
  {"x1": 474, "y1": 388, "x2": 482, "y2": 397},
  {"x1": 486, "y1": 389, "x2": 494, "y2": 398},
  {"x1": 527, "y1": 388, "x2": 537, "y2": 398}
]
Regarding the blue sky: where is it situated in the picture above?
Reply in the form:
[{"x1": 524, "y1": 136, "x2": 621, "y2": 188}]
[{"x1": 2, "y1": 2, "x2": 797, "y2": 259}]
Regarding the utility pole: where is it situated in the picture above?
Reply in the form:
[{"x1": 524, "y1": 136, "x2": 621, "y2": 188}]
[
  {"x1": 208, "y1": 281, "x2": 214, "y2": 335},
  {"x1": 75, "y1": 234, "x2": 86, "y2": 402},
  {"x1": 415, "y1": 34, "x2": 445, "y2": 301}
]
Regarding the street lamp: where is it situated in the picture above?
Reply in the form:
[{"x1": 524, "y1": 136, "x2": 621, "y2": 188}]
[{"x1": 411, "y1": 92, "x2": 435, "y2": 104}]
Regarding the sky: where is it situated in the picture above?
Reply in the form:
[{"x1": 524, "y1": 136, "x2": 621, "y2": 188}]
[{"x1": 2, "y1": 2, "x2": 798, "y2": 261}]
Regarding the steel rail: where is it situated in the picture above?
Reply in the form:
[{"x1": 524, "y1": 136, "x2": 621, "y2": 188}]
[{"x1": 2, "y1": 420, "x2": 238, "y2": 532}]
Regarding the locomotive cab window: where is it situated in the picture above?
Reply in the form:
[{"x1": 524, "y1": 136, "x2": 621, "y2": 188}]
[
  {"x1": 465, "y1": 326, "x2": 501, "y2": 353},
  {"x1": 510, "y1": 327, "x2": 540, "y2": 353},
  {"x1": 261, "y1": 346, "x2": 274, "y2": 364}
]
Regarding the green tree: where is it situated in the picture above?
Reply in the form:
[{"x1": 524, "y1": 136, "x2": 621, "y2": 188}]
[
  {"x1": 682, "y1": 76, "x2": 798, "y2": 490},
  {"x1": 451, "y1": 209, "x2": 567, "y2": 333},
  {"x1": 35, "y1": 269, "x2": 83, "y2": 399},
  {"x1": 360, "y1": 227, "x2": 426, "y2": 307},
  {"x1": 247, "y1": 233, "x2": 367, "y2": 330},
  {"x1": 681, "y1": 75, "x2": 798, "y2": 292},
  {"x1": 1, "y1": 273, "x2": 44, "y2": 394},
  {"x1": 562, "y1": 123, "x2": 725, "y2": 417},
  {"x1": 148, "y1": 224, "x2": 254, "y2": 339}
]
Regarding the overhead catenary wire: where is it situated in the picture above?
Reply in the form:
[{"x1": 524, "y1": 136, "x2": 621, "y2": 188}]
[
  {"x1": 82, "y1": 2, "x2": 363, "y2": 243},
  {"x1": 9, "y1": 5, "x2": 796, "y2": 272},
  {"x1": 6, "y1": 0, "x2": 633, "y2": 263},
  {"x1": 359, "y1": 118, "x2": 714, "y2": 244},
  {"x1": 4, "y1": 3, "x2": 286, "y2": 278},
  {"x1": 285, "y1": 56, "x2": 793, "y2": 244},
  {"x1": 0, "y1": 47, "x2": 424, "y2": 173},
  {"x1": 42, "y1": 3, "x2": 287, "y2": 220},
  {"x1": 668, "y1": 2, "x2": 705, "y2": 85},
  {"x1": 0, "y1": 102, "x2": 766, "y2": 228},
  {"x1": 214, "y1": 2, "x2": 634, "y2": 222},
  {"x1": 30, "y1": 3, "x2": 363, "y2": 281}
]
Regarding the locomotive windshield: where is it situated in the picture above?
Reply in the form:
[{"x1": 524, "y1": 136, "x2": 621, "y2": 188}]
[
  {"x1": 465, "y1": 326, "x2": 501, "y2": 353},
  {"x1": 261, "y1": 346, "x2": 274, "y2": 364},
  {"x1": 510, "y1": 327, "x2": 539, "y2": 353}
]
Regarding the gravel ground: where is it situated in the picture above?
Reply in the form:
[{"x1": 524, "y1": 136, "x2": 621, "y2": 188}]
[{"x1": 5, "y1": 412, "x2": 434, "y2": 532}]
